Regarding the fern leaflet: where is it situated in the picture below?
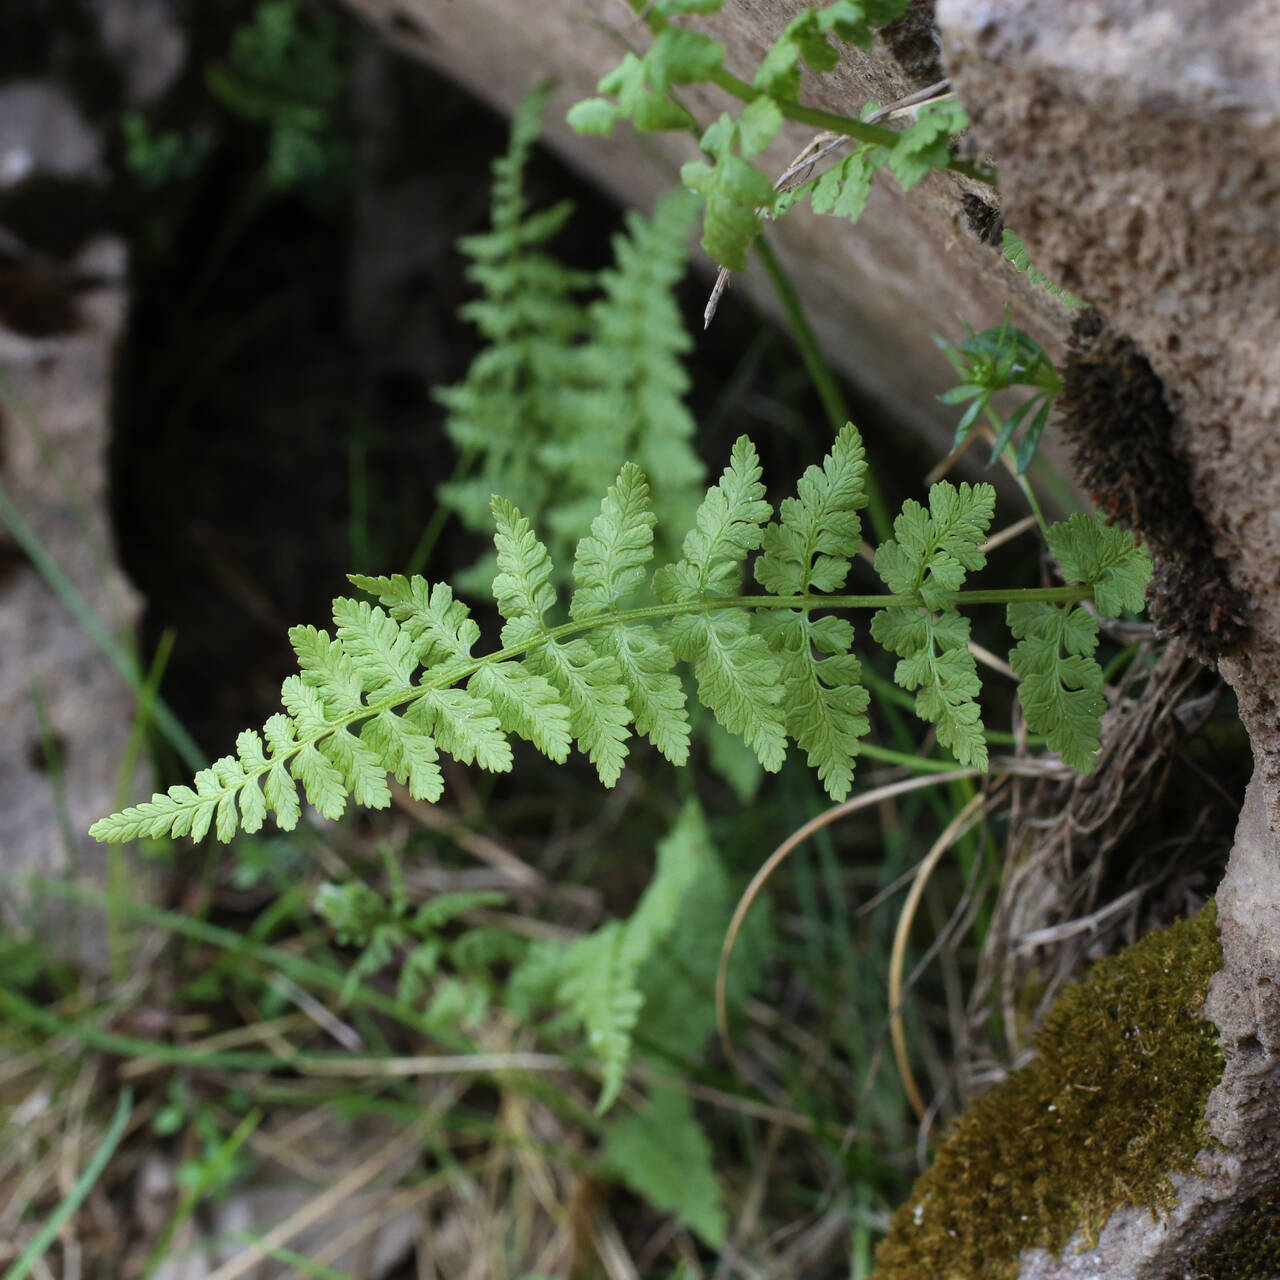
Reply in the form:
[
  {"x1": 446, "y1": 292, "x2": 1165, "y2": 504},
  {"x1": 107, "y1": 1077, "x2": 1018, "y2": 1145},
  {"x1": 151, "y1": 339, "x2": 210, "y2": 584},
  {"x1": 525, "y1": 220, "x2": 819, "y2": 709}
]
[{"x1": 871, "y1": 482, "x2": 996, "y2": 768}]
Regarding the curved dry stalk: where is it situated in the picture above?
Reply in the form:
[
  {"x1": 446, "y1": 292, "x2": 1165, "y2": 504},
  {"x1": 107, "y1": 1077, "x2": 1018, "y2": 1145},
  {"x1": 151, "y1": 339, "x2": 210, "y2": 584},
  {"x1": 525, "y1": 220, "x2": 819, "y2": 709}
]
[
  {"x1": 888, "y1": 791, "x2": 988, "y2": 1120},
  {"x1": 715, "y1": 769, "x2": 985, "y2": 1075}
]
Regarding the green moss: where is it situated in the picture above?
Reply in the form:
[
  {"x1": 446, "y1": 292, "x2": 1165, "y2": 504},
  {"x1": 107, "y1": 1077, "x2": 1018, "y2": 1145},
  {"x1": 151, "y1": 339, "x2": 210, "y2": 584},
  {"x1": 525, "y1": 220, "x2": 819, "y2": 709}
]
[
  {"x1": 875, "y1": 904, "x2": 1224, "y2": 1280},
  {"x1": 1185, "y1": 1181, "x2": 1280, "y2": 1279}
]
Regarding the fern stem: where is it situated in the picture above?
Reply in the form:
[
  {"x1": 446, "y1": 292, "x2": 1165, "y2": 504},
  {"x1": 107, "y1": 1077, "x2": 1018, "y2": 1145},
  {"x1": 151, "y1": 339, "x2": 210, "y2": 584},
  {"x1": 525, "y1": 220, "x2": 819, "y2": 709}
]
[
  {"x1": 284, "y1": 584, "x2": 1091, "y2": 756},
  {"x1": 752, "y1": 233, "x2": 893, "y2": 543},
  {"x1": 707, "y1": 66, "x2": 996, "y2": 186}
]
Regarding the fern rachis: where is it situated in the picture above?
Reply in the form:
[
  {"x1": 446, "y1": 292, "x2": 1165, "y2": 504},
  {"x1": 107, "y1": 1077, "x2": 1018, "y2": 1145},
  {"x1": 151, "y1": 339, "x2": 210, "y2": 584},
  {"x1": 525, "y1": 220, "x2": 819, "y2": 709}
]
[{"x1": 92, "y1": 422, "x2": 1151, "y2": 846}]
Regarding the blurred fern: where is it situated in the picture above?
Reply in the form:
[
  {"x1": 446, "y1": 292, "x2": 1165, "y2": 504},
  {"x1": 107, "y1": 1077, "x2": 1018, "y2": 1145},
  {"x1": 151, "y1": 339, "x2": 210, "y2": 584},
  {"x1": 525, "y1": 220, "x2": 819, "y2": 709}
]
[
  {"x1": 205, "y1": 0, "x2": 348, "y2": 191},
  {"x1": 437, "y1": 86, "x2": 704, "y2": 586}
]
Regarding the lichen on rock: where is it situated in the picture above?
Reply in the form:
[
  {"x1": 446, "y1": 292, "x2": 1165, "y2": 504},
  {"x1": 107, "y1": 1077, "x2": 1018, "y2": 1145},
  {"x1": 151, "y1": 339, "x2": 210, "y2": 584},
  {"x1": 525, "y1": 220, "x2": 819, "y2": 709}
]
[{"x1": 875, "y1": 905, "x2": 1224, "y2": 1280}]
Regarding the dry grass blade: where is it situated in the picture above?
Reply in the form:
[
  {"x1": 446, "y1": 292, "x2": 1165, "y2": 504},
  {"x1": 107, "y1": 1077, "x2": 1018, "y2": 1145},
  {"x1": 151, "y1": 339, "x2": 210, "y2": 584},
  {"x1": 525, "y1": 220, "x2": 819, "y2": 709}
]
[
  {"x1": 888, "y1": 791, "x2": 987, "y2": 1120},
  {"x1": 202, "y1": 1115, "x2": 433, "y2": 1280},
  {"x1": 715, "y1": 769, "x2": 984, "y2": 1076}
]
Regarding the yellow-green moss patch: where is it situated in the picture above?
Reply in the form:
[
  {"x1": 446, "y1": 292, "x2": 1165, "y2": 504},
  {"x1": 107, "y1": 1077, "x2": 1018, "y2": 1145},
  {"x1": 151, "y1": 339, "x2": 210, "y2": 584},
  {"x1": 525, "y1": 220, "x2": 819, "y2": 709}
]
[
  {"x1": 875, "y1": 904, "x2": 1224, "y2": 1280},
  {"x1": 1185, "y1": 1181, "x2": 1280, "y2": 1279}
]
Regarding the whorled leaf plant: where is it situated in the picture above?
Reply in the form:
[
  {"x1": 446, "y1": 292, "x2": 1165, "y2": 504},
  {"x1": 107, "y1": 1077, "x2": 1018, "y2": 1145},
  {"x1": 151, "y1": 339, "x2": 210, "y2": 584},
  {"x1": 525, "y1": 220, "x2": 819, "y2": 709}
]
[{"x1": 92, "y1": 423, "x2": 1151, "y2": 845}]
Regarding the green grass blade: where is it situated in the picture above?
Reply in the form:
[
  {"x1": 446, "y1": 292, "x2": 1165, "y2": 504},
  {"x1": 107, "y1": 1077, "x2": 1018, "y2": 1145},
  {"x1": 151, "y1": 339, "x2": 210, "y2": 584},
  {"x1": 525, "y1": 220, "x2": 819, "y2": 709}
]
[{"x1": 1, "y1": 1087, "x2": 133, "y2": 1280}]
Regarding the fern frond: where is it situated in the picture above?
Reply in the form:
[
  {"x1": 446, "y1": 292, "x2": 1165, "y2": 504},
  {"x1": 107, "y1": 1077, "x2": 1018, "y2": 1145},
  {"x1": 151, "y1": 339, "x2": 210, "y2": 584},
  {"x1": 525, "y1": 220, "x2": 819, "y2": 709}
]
[
  {"x1": 871, "y1": 482, "x2": 996, "y2": 768},
  {"x1": 754, "y1": 424, "x2": 871, "y2": 798},
  {"x1": 1047, "y1": 513, "x2": 1152, "y2": 617},
  {"x1": 492, "y1": 494, "x2": 633, "y2": 783},
  {"x1": 656, "y1": 436, "x2": 785, "y2": 768},
  {"x1": 91, "y1": 427, "x2": 1152, "y2": 847},
  {"x1": 1007, "y1": 601, "x2": 1105, "y2": 773},
  {"x1": 443, "y1": 96, "x2": 704, "y2": 582},
  {"x1": 572, "y1": 465, "x2": 690, "y2": 764},
  {"x1": 545, "y1": 192, "x2": 705, "y2": 551},
  {"x1": 558, "y1": 922, "x2": 644, "y2": 1114},
  {"x1": 603, "y1": 1085, "x2": 727, "y2": 1246}
]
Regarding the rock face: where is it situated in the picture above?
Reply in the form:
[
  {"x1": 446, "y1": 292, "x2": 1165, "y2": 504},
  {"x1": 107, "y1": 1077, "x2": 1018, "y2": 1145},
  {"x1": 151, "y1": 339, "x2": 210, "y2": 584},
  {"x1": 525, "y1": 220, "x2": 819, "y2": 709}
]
[
  {"x1": 0, "y1": 76, "x2": 144, "y2": 962},
  {"x1": 936, "y1": 2, "x2": 1280, "y2": 1277}
]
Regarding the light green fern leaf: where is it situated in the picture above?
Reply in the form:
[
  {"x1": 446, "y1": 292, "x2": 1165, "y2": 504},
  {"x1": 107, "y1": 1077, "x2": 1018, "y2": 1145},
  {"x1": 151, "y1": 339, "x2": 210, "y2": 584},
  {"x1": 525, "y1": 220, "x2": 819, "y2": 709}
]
[
  {"x1": 468, "y1": 662, "x2": 572, "y2": 761},
  {"x1": 492, "y1": 493, "x2": 633, "y2": 782},
  {"x1": 559, "y1": 922, "x2": 645, "y2": 1113},
  {"x1": 603, "y1": 1085, "x2": 726, "y2": 1246},
  {"x1": 1008, "y1": 600, "x2": 1106, "y2": 773},
  {"x1": 491, "y1": 495, "x2": 559, "y2": 642},
  {"x1": 1047, "y1": 513, "x2": 1153, "y2": 617},
  {"x1": 754, "y1": 424, "x2": 871, "y2": 797},
  {"x1": 572, "y1": 464, "x2": 690, "y2": 764},
  {"x1": 755, "y1": 422, "x2": 866, "y2": 596},
  {"x1": 524, "y1": 639, "x2": 633, "y2": 785},
  {"x1": 654, "y1": 436, "x2": 784, "y2": 767},
  {"x1": 871, "y1": 481, "x2": 995, "y2": 768},
  {"x1": 655, "y1": 435, "x2": 772, "y2": 601},
  {"x1": 889, "y1": 99, "x2": 969, "y2": 190},
  {"x1": 346, "y1": 575, "x2": 479, "y2": 666}
]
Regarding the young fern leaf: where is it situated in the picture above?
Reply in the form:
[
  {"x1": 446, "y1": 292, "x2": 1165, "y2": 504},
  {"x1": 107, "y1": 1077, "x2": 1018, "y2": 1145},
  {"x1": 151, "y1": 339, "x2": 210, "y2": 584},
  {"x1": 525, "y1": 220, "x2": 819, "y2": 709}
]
[
  {"x1": 1007, "y1": 513, "x2": 1154, "y2": 772},
  {"x1": 603, "y1": 1084, "x2": 727, "y2": 1246},
  {"x1": 492, "y1": 497, "x2": 633, "y2": 785},
  {"x1": 1007, "y1": 601, "x2": 1105, "y2": 774},
  {"x1": 655, "y1": 436, "x2": 786, "y2": 770},
  {"x1": 755, "y1": 422, "x2": 871, "y2": 800},
  {"x1": 572, "y1": 464, "x2": 691, "y2": 764},
  {"x1": 871, "y1": 482, "x2": 996, "y2": 768},
  {"x1": 510, "y1": 799, "x2": 709, "y2": 1114}
]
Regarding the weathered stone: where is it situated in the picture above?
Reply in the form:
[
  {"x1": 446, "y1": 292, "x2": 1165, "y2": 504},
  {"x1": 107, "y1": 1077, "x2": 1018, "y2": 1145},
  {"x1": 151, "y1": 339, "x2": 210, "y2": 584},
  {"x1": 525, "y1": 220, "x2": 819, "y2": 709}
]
[{"x1": 936, "y1": 2, "x2": 1280, "y2": 1276}]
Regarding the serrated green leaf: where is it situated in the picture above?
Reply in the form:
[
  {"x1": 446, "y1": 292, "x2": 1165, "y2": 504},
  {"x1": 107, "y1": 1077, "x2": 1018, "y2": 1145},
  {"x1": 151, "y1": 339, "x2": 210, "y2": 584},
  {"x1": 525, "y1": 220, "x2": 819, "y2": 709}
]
[
  {"x1": 646, "y1": 27, "x2": 724, "y2": 91},
  {"x1": 1048, "y1": 513, "x2": 1152, "y2": 617},
  {"x1": 571, "y1": 462, "x2": 657, "y2": 620},
  {"x1": 361, "y1": 710, "x2": 444, "y2": 802},
  {"x1": 332, "y1": 597, "x2": 417, "y2": 691},
  {"x1": 410, "y1": 688, "x2": 512, "y2": 773},
  {"x1": 1008, "y1": 600, "x2": 1106, "y2": 772},
  {"x1": 681, "y1": 135, "x2": 777, "y2": 271},
  {"x1": 603, "y1": 624, "x2": 690, "y2": 765},
  {"x1": 468, "y1": 662, "x2": 571, "y2": 762},
  {"x1": 491, "y1": 496, "x2": 558, "y2": 633},
  {"x1": 559, "y1": 922, "x2": 643, "y2": 1113},
  {"x1": 755, "y1": 421, "x2": 867, "y2": 596},
  {"x1": 737, "y1": 95, "x2": 783, "y2": 157},
  {"x1": 889, "y1": 99, "x2": 968, "y2": 190},
  {"x1": 603, "y1": 1086, "x2": 726, "y2": 1245},
  {"x1": 808, "y1": 144, "x2": 887, "y2": 223},
  {"x1": 655, "y1": 435, "x2": 771, "y2": 602},
  {"x1": 527, "y1": 639, "x2": 632, "y2": 785},
  {"x1": 669, "y1": 610, "x2": 786, "y2": 770},
  {"x1": 291, "y1": 742, "x2": 347, "y2": 819},
  {"x1": 290, "y1": 625, "x2": 364, "y2": 715},
  {"x1": 566, "y1": 97, "x2": 619, "y2": 136}
]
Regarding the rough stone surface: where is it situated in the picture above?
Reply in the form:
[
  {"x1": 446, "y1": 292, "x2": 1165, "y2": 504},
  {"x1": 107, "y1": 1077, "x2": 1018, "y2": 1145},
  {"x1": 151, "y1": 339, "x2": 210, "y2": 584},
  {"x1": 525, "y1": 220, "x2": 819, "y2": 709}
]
[
  {"x1": 937, "y1": 1, "x2": 1280, "y2": 1276},
  {"x1": 334, "y1": 0, "x2": 1076, "y2": 463},
  {"x1": 939, "y1": 0, "x2": 1280, "y2": 818},
  {"x1": 0, "y1": 9, "x2": 176, "y2": 960}
]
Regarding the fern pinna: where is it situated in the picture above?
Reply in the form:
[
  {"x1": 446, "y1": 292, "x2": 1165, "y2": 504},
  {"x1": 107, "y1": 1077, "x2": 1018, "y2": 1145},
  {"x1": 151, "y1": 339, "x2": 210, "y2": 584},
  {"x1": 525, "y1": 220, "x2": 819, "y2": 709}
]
[
  {"x1": 436, "y1": 84, "x2": 704, "y2": 580},
  {"x1": 92, "y1": 423, "x2": 1151, "y2": 846}
]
